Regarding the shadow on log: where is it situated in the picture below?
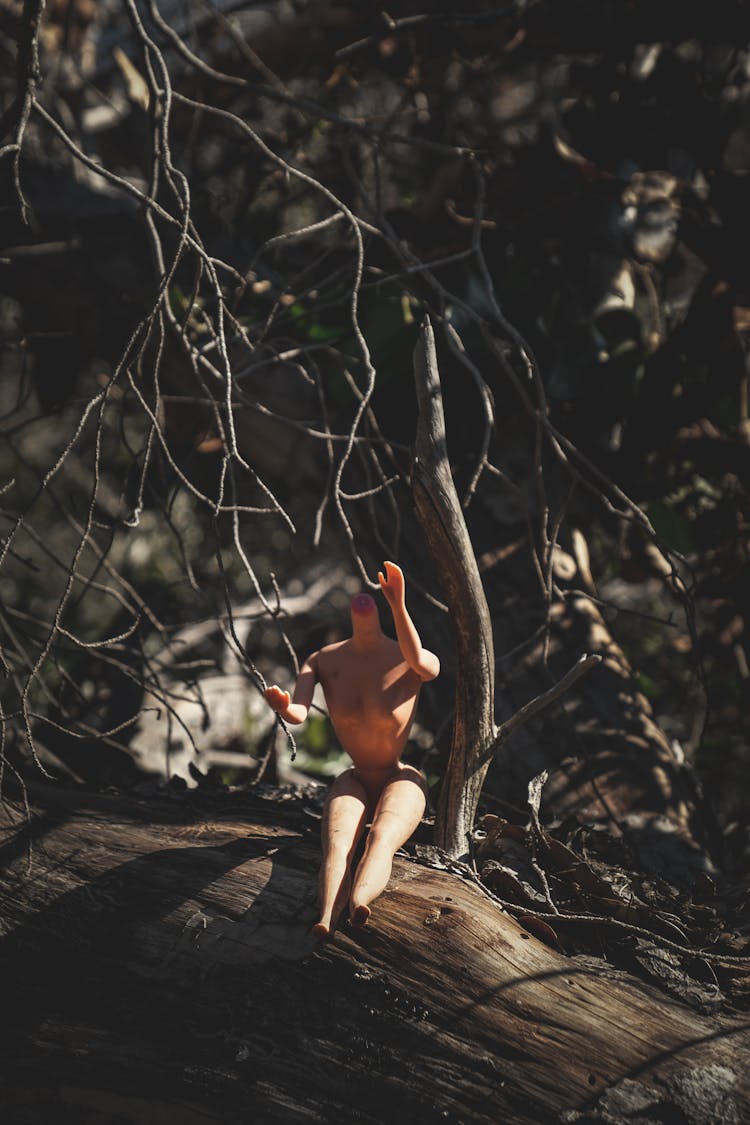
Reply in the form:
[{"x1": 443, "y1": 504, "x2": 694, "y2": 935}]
[{"x1": 1, "y1": 785, "x2": 748, "y2": 1124}]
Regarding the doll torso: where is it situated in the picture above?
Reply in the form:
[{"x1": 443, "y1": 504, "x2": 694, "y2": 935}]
[{"x1": 316, "y1": 637, "x2": 422, "y2": 770}]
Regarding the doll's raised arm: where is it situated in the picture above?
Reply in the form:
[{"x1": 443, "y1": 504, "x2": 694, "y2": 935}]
[
  {"x1": 264, "y1": 652, "x2": 318, "y2": 724},
  {"x1": 378, "y1": 561, "x2": 440, "y2": 681}
]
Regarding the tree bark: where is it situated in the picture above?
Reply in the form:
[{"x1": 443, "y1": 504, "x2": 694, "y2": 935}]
[
  {"x1": 1, "y1": 785, "x2": 748, "y2": 1125},
  {"x1": 412, "y1": 318, "x2": 495, "y2": 858}
]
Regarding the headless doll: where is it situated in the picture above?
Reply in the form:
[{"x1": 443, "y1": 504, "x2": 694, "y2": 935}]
[{"x1": 264, "y1": 561, "x2": 440, "y2": 937}]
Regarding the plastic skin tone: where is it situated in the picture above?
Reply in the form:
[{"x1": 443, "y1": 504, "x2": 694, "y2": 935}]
[{"x1": 264, "y1": 561, "x2": 440, "y2": 937}]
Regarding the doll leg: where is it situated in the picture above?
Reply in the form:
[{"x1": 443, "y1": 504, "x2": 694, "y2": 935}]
[
  {"x1": 349, "y1": 766, "x2": 427, "y2": 926},
  {"x1": 313, "y1": 769, "x2": 369, "y2": 939}
]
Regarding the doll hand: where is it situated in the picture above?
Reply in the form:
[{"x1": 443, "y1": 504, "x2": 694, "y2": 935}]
[
  {"x1": 264, "y1": 686, "x2": 291, "y2": 716},
  {"x1": 377, "y1": 560, "x2": 405, "y2": 609}
]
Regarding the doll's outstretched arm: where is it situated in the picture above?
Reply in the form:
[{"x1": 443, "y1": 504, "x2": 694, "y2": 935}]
[
  {"x1": 264, "y1": 652, "x2": 318, "y2": 724},
  {"x1": 378, "y1": 561, "x2": 440, "y2": 681}
]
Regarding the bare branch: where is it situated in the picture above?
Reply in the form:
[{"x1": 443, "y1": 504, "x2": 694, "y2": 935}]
[{"x1": 480, "y1": 654, "x2": 603, "y2": 767}]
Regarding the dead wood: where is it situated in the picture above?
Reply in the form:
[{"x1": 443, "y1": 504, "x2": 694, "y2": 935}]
[
  {"x1": 0, "y1": 785, "x2": 748, "y2": 1125},
  {"x1": 412, "y1": 317, "x2": 496, "y2": 858}
]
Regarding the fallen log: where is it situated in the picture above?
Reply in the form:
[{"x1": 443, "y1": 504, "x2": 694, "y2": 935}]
[{"x1": 1, "y1": 785, "x2": 748, "y2": 1125}]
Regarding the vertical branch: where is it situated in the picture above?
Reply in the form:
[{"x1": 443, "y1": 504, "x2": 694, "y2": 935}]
[
  {"x1": 411, "y1": 318, "x2": 495, "y2": 857},
  {"x1": 0, "y1": 0, "x2": 45, "y2": 224}
]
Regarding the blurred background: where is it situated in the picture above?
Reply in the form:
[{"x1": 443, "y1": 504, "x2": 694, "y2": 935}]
[{"x1": 0, "y1": 0, "x2": 748, "y2": 869}]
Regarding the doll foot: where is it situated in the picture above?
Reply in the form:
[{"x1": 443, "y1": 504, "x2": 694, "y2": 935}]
[
  {"x1": 350, "y1": 904, "x2": 370, "y2": 928},
  {"x1": 311, "y1": 920, "x2": 331, "y2": 940}
]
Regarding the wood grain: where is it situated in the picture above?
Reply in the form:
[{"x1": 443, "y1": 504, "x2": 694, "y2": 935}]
[
  {"x1": 412, "y1": 317, "x2": 496, "y2": 858},
  {"x1": 1, "y1": 787, "x2": 747, "y2": 1124}
]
